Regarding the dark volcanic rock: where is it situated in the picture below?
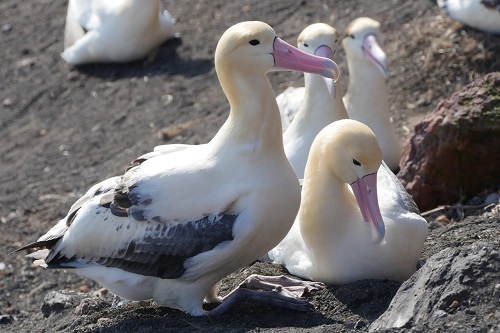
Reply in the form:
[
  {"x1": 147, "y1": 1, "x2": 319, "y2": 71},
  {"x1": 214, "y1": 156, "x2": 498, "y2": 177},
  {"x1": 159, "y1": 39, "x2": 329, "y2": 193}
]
[
  {"x1": 0, "y1": 314, "x2": 14, "y2": 325},
  {"x1": 41, "y1": 290, "x2": 85, "y2": 318},
  {"x1": 369, "y1": 242, "x2": 500, "y2": 332},
  {"x1": 399, "y1": 72, "x2": 500, "y2": 211},
  {"x1": 74, "y1": 297, "x2": 111, "y2": 316}
]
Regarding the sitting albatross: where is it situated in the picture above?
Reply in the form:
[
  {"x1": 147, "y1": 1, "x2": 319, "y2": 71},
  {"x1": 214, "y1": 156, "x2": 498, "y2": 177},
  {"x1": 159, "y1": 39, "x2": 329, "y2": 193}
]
[
  {"x1": 16, "y1": 21, "x2": 339, "y2": 316},
  {"x1": 342, "y1": 17, "x2": 401, "y2": 171},
  {"x1": 437, "y1": 0, "x2": 500, "y2": 35},
  {"x1": 268, "y1": 119, "x2": 428, "y2": 284},
  {"x1": 62, "y1": 0, "x2": 177, "y2": 65}
]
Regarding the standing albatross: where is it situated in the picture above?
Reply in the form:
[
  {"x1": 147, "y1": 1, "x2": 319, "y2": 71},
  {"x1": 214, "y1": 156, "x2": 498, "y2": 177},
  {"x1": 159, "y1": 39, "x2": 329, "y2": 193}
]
[
  {"x1": 281, "y1": 23, "x2": 348, "y2": 179},
  {"x1": 16, "y1": 21, "x2": 339, "y2": 316},
  {"x1": 276, "y1": 23, "x2": 346, "y2": 133},
  {"x1": 268, "y1": 119, "x2": 428, "y2": 284},
  {"x1": 342, "y1": 17, "x2": 401, "y2": 171}
]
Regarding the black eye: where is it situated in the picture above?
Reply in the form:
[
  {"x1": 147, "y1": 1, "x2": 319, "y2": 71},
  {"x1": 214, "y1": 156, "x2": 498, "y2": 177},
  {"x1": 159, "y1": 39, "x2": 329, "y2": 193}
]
[
  {"x1": 353, "y1": 159, "x2": 361, "y2": 166},
  {"x1": 334, "y1": 39, "x2": 338, "y2": 43},
  {"x1": 249, "y1": 39, "x2": 260, "y2": 46},
  {"x1": 303, "y1": 42, "x2": 309, "y2": 47},
  {"x1": 350, "y1": 34, "x2": 355, "y2": 39}
]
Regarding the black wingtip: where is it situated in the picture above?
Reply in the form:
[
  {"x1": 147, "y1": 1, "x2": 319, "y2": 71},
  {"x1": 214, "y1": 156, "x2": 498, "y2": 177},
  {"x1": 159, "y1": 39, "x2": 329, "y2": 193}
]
[
  {"x1": 12, "y1": 239, "x2": 60, "y2": 253},
  {"x1": 45, "y1": 263, "x2": 77, "y2": 269},
  {"x1": 125, "y1": 158, "x2": 147, "y2": 172}
]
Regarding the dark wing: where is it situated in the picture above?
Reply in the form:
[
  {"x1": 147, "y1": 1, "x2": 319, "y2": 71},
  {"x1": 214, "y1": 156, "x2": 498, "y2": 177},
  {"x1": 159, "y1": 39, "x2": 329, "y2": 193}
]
[
  {"x1": 19, "y1": 145, "x2": 238, "y2": 280},
  {"x1": 481, "y1": 0, "x2": 500, "y2": 11},
  {"x1": 45, "y1": 212, "x2": 237, "y2": 279}
]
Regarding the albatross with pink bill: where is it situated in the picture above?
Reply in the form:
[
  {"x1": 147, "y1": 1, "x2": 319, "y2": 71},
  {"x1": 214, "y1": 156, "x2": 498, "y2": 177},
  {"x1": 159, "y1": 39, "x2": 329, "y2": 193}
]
[
  {"x1": 280, "y1": 23, "x2": 348, "y2": 179},
  {"x1": 16, "y1": 21, "x2": 339, "y2": 316},
  {"x1": 268, "y1": 119, "x2": 428, "y2": 284},
  {"x1": 342, "y1": 17, "x2": 401, "y2": 172}
]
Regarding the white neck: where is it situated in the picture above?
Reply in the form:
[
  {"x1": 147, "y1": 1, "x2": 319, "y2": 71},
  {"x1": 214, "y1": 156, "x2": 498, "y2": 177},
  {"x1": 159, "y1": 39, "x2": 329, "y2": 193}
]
[
  {"x1": 285, "y1": 73, "x2": 347, "y2": 136},
  {"x1": 211, "y1": 69, "x2": 284, "y2": 154},
  {"x1": 299, "y1": 160, "x2": 358, "y2": 248},
  {"x1": 304, "y1": 73, "x2": 346, "y2": 120},
  {"x1": 345, "y1": 60, "x2": 390, "y2": 122}
]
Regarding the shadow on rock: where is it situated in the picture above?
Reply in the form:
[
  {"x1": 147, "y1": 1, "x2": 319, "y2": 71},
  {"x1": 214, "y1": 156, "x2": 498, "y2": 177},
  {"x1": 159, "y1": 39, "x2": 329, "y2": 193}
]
[{"x1": 328, "y1": 279, "x2": 401, "y2": 322}]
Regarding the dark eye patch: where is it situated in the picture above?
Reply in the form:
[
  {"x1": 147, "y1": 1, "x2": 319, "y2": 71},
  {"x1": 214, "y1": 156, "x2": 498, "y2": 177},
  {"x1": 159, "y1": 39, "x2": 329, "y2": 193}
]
[
  {"x1": 353, "y1": 159, "x2": 361, "y2": 166},
  {"x1": 249, "y1": 39, "x2": 260, "y2": 46}
]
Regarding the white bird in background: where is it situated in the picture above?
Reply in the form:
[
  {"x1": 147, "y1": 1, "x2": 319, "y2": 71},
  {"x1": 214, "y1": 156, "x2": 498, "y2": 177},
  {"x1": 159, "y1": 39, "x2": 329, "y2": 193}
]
[
  {"x1": 276, "y1": 24, "x2": 346, "y2": 132},
  {"x1": 136, "y1": 24, "x2": 348, "y2": 181},
  {"x1": 62, "y1": 0, "x2": 177, "y2": 65},
  {"x1": 17, "y1": 21, "x2": 340, "y2": 316},
  {"x1": 268, "y1": 119, "x2": 428, "y2": 284},
  {"x1": 437, "y1": 0, "x2": 500, "y2": 35},
  {"x1": 342, "y1": 17, "x2": 401, "y2": 171},
  {"x1": 281, "y1": 23, "x2": 348, "y2": 179}
]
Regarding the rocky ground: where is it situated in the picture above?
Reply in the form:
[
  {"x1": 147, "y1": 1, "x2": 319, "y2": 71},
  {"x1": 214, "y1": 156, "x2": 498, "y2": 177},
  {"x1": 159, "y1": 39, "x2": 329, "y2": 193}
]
[{"x1": 0, "y1": 0, "x2": 499, "y2": 332}]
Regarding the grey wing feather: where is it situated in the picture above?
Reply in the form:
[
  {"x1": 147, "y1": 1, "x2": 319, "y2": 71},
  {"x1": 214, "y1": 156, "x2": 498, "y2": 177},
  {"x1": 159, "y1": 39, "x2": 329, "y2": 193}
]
[
  {"x1": 47, "y1": 213, "x2": 237, "y2": 279},
  {"x1": 380, "y1": 161, "x2": 420, "y2": 214},
  {"x1": 481, "y1": 0, "x2": 500, "y2": 11},
  {"x1": 15, "y1": 177, "x2": 119, "y2": 252},
  {"x1": 20, "y1": 153, "x2": 236, "y2": 280}
]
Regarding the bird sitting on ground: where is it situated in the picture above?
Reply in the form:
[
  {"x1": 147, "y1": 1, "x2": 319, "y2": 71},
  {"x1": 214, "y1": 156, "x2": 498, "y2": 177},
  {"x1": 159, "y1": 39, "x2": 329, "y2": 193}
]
[
  {"x1": 437, "y1": 0, "x2": 500, "y2": 35},
  {"x1": 268, "y1": 119, "x2": 428, "y2": 284},
  {"x1": 62, "y1": 0, "x2": 177, "y2": 65}
]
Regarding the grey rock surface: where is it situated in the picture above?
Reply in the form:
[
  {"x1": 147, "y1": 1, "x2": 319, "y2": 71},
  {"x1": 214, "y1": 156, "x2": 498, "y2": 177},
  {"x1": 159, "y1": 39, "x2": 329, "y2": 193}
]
[
  {"x1": 369, "y1": 242, "x2": 500, "y2": 332},
  {"x1": 41, "y1": 290, "x2": 85, "y2": 318}
]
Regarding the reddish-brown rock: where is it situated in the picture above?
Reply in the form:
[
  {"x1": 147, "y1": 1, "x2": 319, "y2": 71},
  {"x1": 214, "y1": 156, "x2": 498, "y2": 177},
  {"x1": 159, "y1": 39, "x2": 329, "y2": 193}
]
[{"x1": 399, "y1": 72, "x2": 500, "y2": 211}]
